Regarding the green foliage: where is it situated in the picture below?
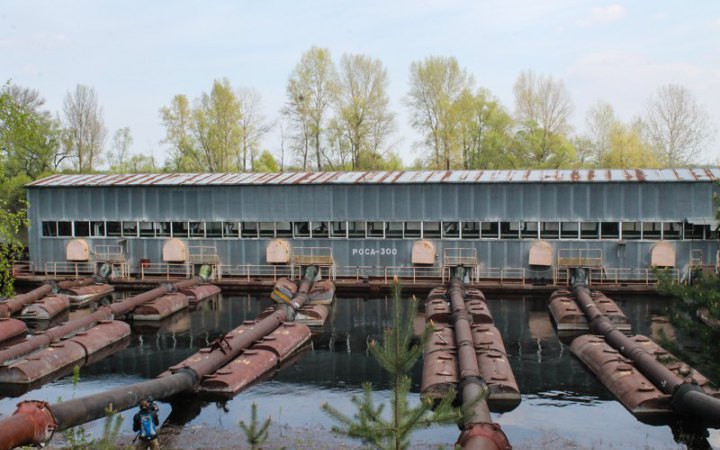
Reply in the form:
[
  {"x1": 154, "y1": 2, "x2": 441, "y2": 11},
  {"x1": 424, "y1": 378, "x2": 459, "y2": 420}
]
[
  {"x1": 322, "y1": 280, "x2": 461, "y2": 450},
  {"x1": 254, "y1": 150, "x2": 280, "y2": 173},
  {"x1": 0, "y1": 199, "x2": 28, "y2": 297},
  {"x1": 657, "y1": 270, "x2": 720, "y2": 380},
  {"x1": 239, "y1": 402, "x2": 284, "y2": 450}
]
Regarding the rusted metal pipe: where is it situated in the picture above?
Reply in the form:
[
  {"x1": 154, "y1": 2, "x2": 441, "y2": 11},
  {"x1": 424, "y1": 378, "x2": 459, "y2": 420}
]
[
  {"x1": 0, "y1": 278, "x2": 201, "y2": 365},
  {"x1": 571, "y1": 268, "x2": 720, "y2": 427},
  {"x1": 449, "y1": 269, "x2": 511, "y2": 450},
  {"x1": 0, "y1": 266, "x2": 318, "y2": 449},
  {"x1": 0, "y1": 278, "x2": 95, "y2": 318}
]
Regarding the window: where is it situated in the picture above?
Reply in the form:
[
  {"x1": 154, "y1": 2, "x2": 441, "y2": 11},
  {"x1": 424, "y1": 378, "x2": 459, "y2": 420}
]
[
  {"x1": 622, "y1": 222, "x2": 641, "y2": 240},
  {"x1": 74, "y1": 221, "x2": 90, "y2": 237},
  {"x1": 348, "y1": 221, "x2": 365, "y2": 238},
  {"x1": 139, "y1": 221, "x2": 154, "y2": 237},
  {"x1": 367, "y1": 221, "x2": 384, "y2": 238},
  {"x1": 276, "y1": 221, "x2": 293, "y2": 238},
  {"x1": 385, "y1": 222, "x2": 403, "y2": 238},
  {"x1": 462, "y1": 222, "x2": 480, "y2": 239},
  {"x1": 237, "y1": 222, "x2": 255, "y2": 238},
  {"x1": 107, "y1": 221, "x2": 121, "y2": 237},
  {"x1": 155, "y1": 221, "x2": 171, "y2": 237},
  {"x1": 91, "y1": 221, "x2": 105, "y2": 237},
  {"x1": 259, "y1": 222, "x2": 275, "y2": 238},
  {"x1": 206, "y1": 222, "x2": 222, "y2": 238},
  {"x1": 442, "y1": 222, "x2": 460, "y2": 239},
  {"x1": 521, "y1": 222, "x2": 538, "y2": 239},
  {"x1": 580, "y1": 222, "x2": 599, "y2": 239},
  {"x1": 58, "y1": 221, "x2": 72, "y2": 237},
  {"x1": 404, "y1": 221, "x2": 422, "y2": 238},
  {"x1": 600, "y1": 222, "x2": 619, "y2": 239},
  {"x1": 422, "y1": 222, "x2": 441, "y2": 238},
  {"x1": 560, "y1": 222, "x2": 579, "y2": 239},
  {"x1": 540, "y1": 222, "x2": 559, "y2": 239},
  {"x1": 172, "y1": 221, "x2": 189, "y2": 238},
  {"x1": 329, "y1": 221, "x2": 347, "y2": 238},
  {"x1": 311, "y1": 221, "x2": 328, "y2": 238},
  {"x1": 481, "y1": 222, "x2": 499, "y2": 239},
  {"x1": 642, "y1": 222, "x2": 661, "y2": 240},
  {"x1": 663, "y1": 222, "x2": 682, "y2": 240},
  {"x1": 226, "y1": 222, "x2": 241, "y2": 238},
  {"x1": 124, "y1": 221, "x2": 140, "y2": 237},
  {"x1": 500, "y1": 222, "x2": 519, "y2": 239},
  {"x1": 189, "y1": 222, "x2": 205, "y2": 238},
  {"x1": 294, "y1": 222, "x2": 310, "y2": 238},
  {"x1": 42, "y1": 221, "x2": 58, "y2": 237}
]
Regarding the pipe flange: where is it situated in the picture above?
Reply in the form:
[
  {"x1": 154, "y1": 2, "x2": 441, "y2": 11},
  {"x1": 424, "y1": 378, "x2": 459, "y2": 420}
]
[
  {"x1": 16, "y1": 400, "x2": 57, "y2": 444},
  {"x1": 457, "y1": 422, "x2": 511, "y2": 450}
]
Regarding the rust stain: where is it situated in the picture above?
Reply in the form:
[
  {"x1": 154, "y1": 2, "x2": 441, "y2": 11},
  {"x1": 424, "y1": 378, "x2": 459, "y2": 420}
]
[
  {"x1": 588, "y1": 169, "x2": 595, "y2": 181},
  {"x1": 634, "y1": 169, "x2": 646, "y2": 182},
  {"x1": 571, "y1": 170, "x2": 580, "y2": 182}
]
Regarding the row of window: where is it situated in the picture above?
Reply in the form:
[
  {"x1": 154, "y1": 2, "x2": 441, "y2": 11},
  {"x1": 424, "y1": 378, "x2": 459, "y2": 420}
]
[{"x1": 40, "y1": 220, "x2": 717, "y2": 241}]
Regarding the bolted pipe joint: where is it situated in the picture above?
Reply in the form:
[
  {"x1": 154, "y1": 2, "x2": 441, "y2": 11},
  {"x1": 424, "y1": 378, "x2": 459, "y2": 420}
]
[
  {"x1": 0, "y1": 400, "x2": 58, "y2": 449},
  {"x1": 457, "y1": 422, "x2": 511, "y2": 450}
]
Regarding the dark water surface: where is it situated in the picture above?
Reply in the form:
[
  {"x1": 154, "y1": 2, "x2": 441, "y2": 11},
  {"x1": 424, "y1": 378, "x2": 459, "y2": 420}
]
[{"x1": 0, "y1": 293, "x2": 717, "y2": 449}]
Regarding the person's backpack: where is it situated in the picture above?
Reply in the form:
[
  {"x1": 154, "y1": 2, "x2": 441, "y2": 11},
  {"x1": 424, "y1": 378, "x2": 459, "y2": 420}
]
[{"x1": 139, "y1": 412, "x2": 157, "y2": 439}]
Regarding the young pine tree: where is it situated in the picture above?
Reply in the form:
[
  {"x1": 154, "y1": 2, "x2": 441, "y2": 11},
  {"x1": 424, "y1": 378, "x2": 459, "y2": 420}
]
[{"x1": 322, "y1": 278, "x2": 460, "y2": 450}]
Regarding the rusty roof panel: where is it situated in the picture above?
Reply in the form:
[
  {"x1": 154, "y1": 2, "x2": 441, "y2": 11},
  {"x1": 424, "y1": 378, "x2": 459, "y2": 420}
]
[{"x1": 26, "y1": 169, "x2": 720, "y2": 188}]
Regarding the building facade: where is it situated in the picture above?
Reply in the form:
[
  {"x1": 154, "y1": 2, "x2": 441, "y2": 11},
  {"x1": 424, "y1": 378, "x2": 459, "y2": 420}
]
[{"x1": 26, "y1": 169, "x2": 720, "y2": 281}]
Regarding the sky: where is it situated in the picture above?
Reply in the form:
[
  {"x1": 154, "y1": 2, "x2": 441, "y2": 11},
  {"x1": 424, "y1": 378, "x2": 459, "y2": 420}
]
[{"x1": 2, "y1": 0, "x2": 720, "y2": 167}]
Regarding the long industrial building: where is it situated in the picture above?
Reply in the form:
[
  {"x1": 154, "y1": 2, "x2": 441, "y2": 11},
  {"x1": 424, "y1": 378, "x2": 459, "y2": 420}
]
[{"x1": 25, "y1": 169, "x2": 720, "y2": 284}]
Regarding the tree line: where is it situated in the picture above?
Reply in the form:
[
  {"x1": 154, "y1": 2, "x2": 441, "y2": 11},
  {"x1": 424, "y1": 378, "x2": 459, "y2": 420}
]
[{"x1": 2, "y1": 46, "x2": 717, "y2": 209}]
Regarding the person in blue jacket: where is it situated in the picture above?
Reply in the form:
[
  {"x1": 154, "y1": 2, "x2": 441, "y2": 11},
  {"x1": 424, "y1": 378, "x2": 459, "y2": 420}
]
[{"x1": 133, "y1": 398, "x2": 160, "y2": 450}]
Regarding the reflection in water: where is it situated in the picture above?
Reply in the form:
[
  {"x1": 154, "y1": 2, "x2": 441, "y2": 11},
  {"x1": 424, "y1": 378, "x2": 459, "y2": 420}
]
[{"x1": 0, "y1": 292, "x2": 713, "y2": 449}]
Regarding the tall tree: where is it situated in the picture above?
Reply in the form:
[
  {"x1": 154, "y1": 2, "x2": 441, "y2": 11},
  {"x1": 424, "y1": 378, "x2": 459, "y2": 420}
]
[
  {"x1": 61, "y1": 84, "x2": 107, "y2": 173},
  {"x1": 282, "y1": 46, "x2": 337, "y2": 171},
  {"x1": 407, "y1": 56, "x2": 474, "y2": 169},
  {"x1": 599, "y1": 121, "x2": 660, "y2": 169},
  {"x1": 0, "y1": 200, "x2": 28, "y2": 298},
  {"x1": 160, "y1": 94, "x2": 196, "y2": 171},
  {"x1": 160, "y1": 79, "x2": 244, "y2": 172},
  {"x1": 584, "y1": 101, "x2": 616, "y2": 164},
  {"x1": 335, "y1": 53, "x2": 396, "y2": 170},
  {"x1": 456, "y1": 88, "x2": 514, "y2": 169},
  {"x1": 0, "y1": 83, "x2": 63, "y2": 211},
  {"x1": 512, "y1": 70, "x2": 575, "y2": 168},
  {"x1": 109, "y1": 126, "x2": 133, "y2": 170},
  {"x1": 236, "y1": 87, "x2": 270, "y2": 172},
  {"x1": 644, "y1": 84, "x2": 715, "y2": 167}
]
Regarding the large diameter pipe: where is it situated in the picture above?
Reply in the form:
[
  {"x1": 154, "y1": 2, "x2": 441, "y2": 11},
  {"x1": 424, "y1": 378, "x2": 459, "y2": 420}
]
[
  {"x1": 571, "y1": 269, "x2": 720, "y2": 427},
  {"x1": 448, "y1": 271, "x2": 510, "y2": 450},
  {"x1": 0, "y1": 278, "x2": 201, "y2": 365},
  {"x1": 0, "y1": 268, "x2": 317, "y2": 449},
  {"x1": 0, "y1": 278, "x2": 96, "y2": 318}
]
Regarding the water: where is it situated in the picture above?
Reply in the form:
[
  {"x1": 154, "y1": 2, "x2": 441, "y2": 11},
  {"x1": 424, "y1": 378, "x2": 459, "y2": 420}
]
[{"x1": 0, "y1": 293, "x2": 718, "y2": 449}]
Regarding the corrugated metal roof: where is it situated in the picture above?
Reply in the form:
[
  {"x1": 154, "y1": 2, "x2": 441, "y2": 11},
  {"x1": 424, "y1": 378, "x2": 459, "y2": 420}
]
[{"x1": 27, "y1": 168, "x2": 720, "y2": 187}]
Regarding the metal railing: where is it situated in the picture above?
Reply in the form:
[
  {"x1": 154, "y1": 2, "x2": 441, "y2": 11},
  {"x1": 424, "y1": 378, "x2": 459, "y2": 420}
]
[
  {"x1": 188, "y1": 246, "x2": 220, "y2": 264},
  {"x1": 292, "y1": 247, "x2": 334, "y2": 266},
  {"x1": 443, "y1": 247, "x2": 478, "y2": 267},
  {"x1": 140, "y1": 262, "x2": 191, "y2": 280},
  {"x1": 94, "y1": 245, "x2": 125, "y2": 262},
  {"x1": 45, "y1": 262, "x2": 95, "y2": 278},
  {"x1": 474, "y1": 267, "x2": 527, "y2": 285},
  {"x1": 557, "y1": 248, "x2": 603, "y2": 268},
  {"x1": 217, "y1": 264, "x2": 293, "y2": 281},
  {"x1": 554, "y1": 267, "x2": 680, "y2": 286},
  {"x1": 334, "y1": 265, "x2": 444, "y2": 284}
]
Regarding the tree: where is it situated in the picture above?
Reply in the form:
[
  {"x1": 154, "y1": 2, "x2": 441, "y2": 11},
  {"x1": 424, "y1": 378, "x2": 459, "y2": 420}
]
[
  {"x1": 282, "y1": 47, "x2": 338, "y2": 171},
  {"x1": 456, "y1": 88, "x2": 514, "y2": 169},
  {"x1": 644, "y1": 84, "x2": 715, "y2": 167},
  {"x1": 511, "y1": 71, "x2": 576, "y2": 169},
  {"x1": 109, "y1": 127, "x2": 133, "y2": 170},
  {"x1": 599, "y1": 121, "x2": 660, "y2": 169},
  {"x1": 407, "y1": 56, "x2": 474, "y2": 169},
  {"x1": 322, "y1": 280, "x2": 459, "y2": 450},
  {"x1": 236, "y1": 87, "x2": 270, "y2": 171},
  {"x1": 335, "y1": 53, "x2": 396, "y2": 170},
  {"x1": 253, "y1": 150, "x2": 280, "y2": 173},
  {"x1": 160, "y1": 79, "x2": 244, "y2": 172},
  {"x1": 0, "y1": 83, "x2": 63, "y2": 211},
  {"x1": 61, "y1": 84, "x2": 107, "y2": 172},
  {"x1": 0, "y1": 200, "x2": 28, "y2": 298},
  {"x1": 584, "y1": 101, "x2": 616, "y2": 164}
]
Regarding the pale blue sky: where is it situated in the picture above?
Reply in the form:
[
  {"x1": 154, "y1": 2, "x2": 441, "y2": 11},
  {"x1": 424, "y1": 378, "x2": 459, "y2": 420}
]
[{"x1": 3, "y1": 1, "x2": 719, "y2": 166}]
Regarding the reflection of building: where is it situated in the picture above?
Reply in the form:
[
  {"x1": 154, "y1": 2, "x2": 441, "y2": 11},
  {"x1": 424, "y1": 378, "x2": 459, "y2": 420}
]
[{"x1": 27, "y1": 169, "x2": 720, "y2": 283}]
